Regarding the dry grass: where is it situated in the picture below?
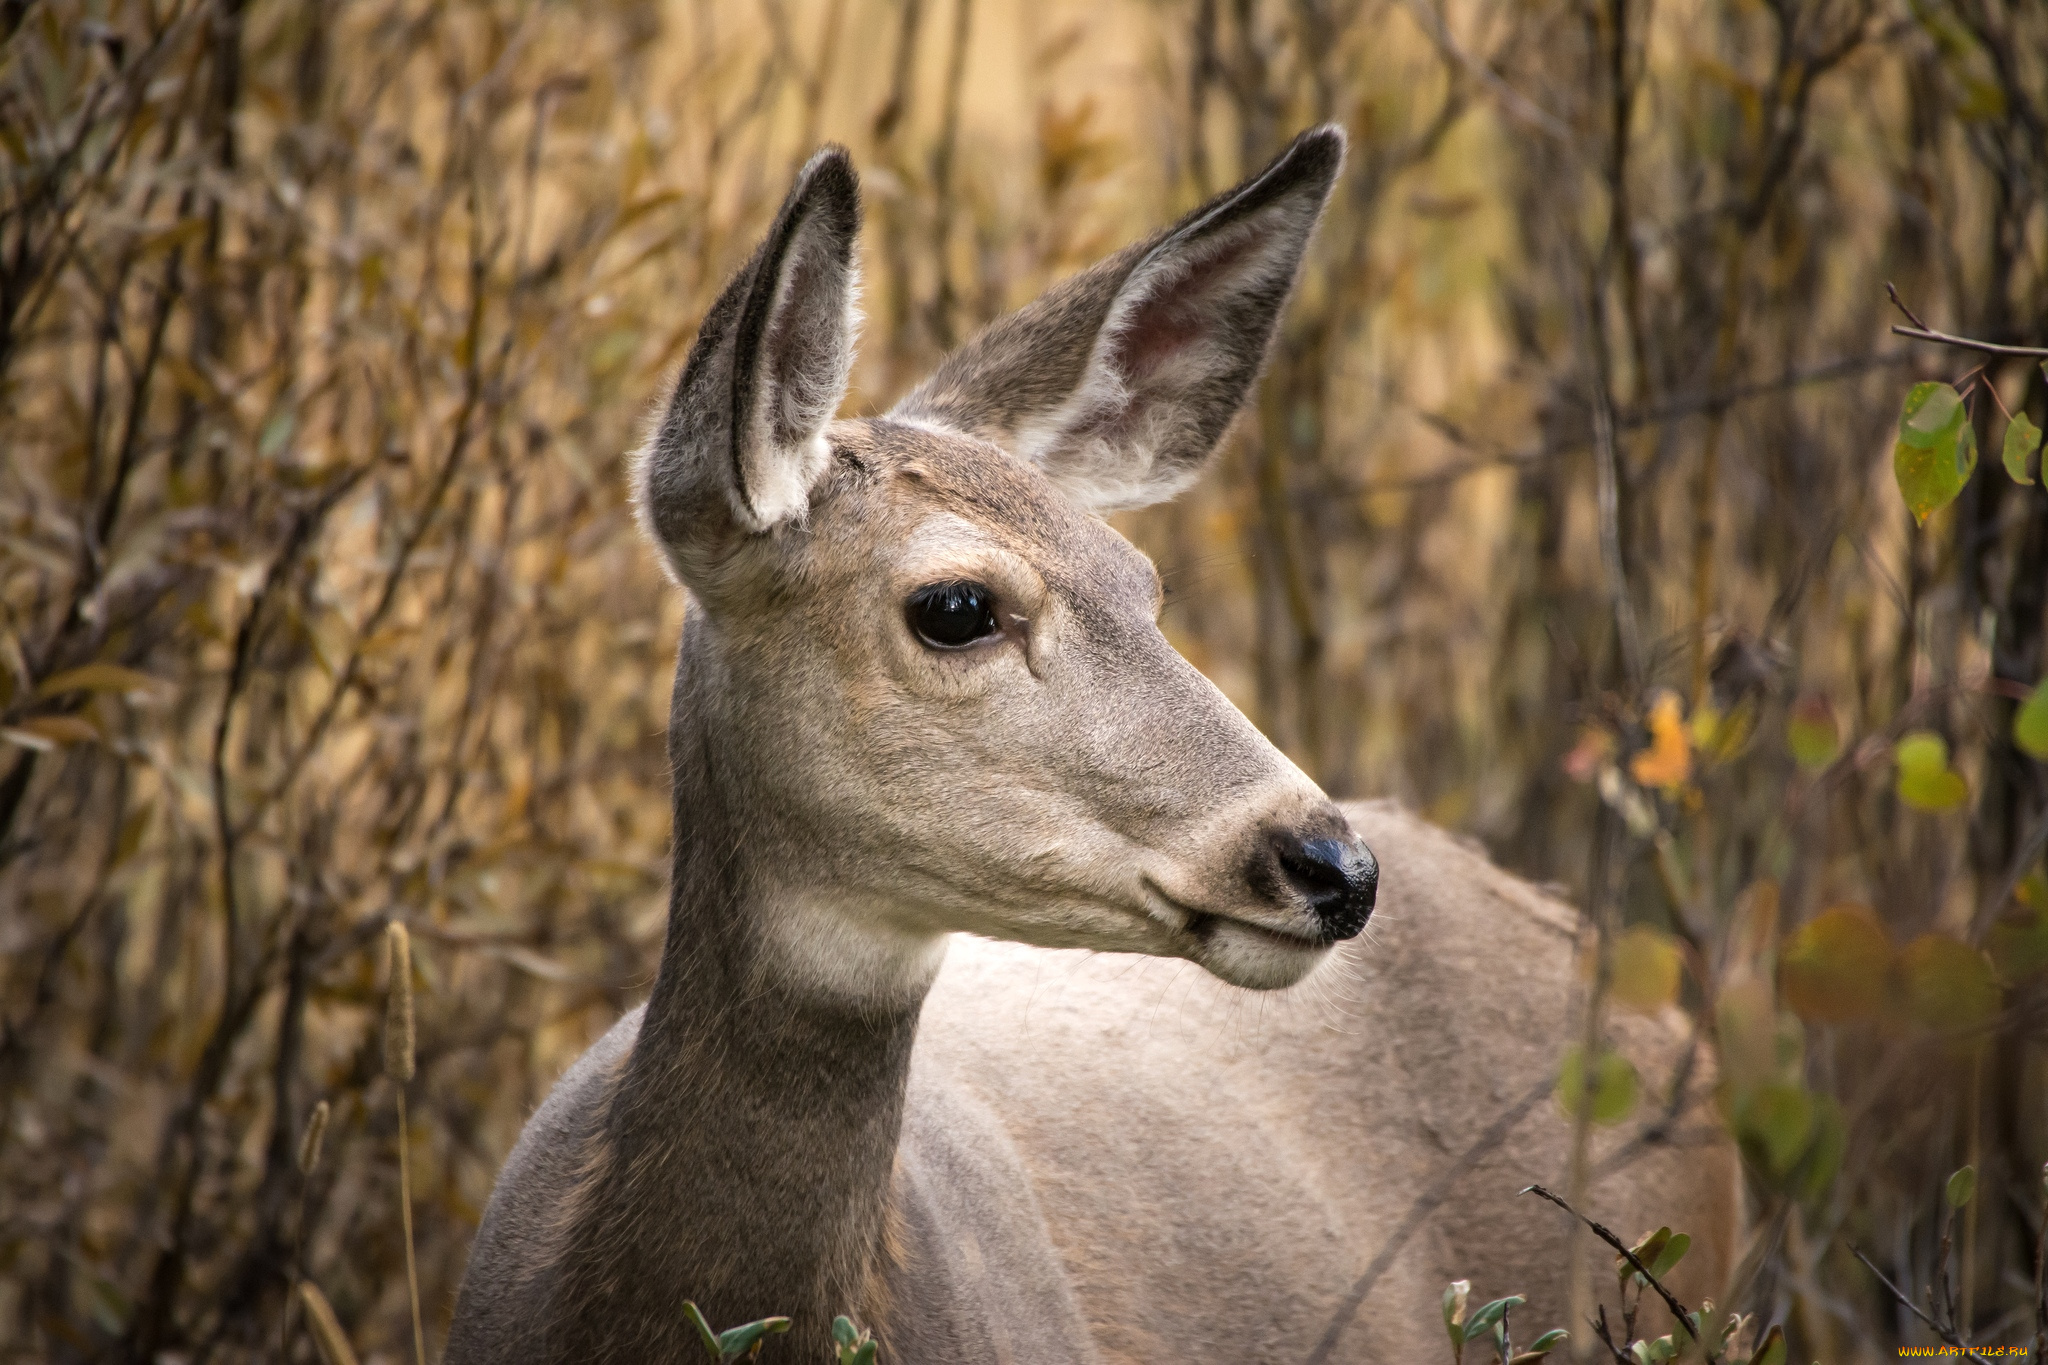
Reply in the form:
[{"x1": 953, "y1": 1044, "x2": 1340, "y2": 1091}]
[{"x1": 1, "y1": 0, "x2": 2044, "y2": 1360}]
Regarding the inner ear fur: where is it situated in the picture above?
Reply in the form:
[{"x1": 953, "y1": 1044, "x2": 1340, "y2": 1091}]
[
  {"x1": 891, "y1": 125, "x2": 1344, "y2": 513},
  {"x1": 635, "y1": 147, "x2": 862, "y2": 589}
]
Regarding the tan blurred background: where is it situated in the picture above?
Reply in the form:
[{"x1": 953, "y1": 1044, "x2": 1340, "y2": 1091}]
[{"x1": 2, "y1": 0, "x2": 2045, "y2": 1359}]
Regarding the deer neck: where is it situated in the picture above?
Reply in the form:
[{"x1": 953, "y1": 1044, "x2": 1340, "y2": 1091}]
[{"x1": 544, "y1": 632, "x2": 941, "y2": 1364}]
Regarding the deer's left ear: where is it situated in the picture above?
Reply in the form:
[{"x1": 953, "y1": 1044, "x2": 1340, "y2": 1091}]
[{"x1": 891, "y1": 125, "x2": 1342, "y2": 512}]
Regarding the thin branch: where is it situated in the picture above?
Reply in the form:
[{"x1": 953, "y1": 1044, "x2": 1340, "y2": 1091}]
[
  {"x1": 1590, "y1": 1305, "x2": 1635, "y2": 1365},
  {"x1": 1847, "y1": 1244, "x2": 1997, "y2": 1365},
  {"x1": 1887, "y1": 284, "x2": 2048, "y2": 357},
  {"x1": 1395, "y1": 0, "x2": 1571, "y2": 144},
  {"x1": 1890, "y1": 325, "x2": 2048, "y2": 359},
  {"x1": 1970, "y1": 803, "x2": 2048, "y2": 944},
  {"x1": 1886, "y1": 281, "x2": 1931, "y2": 331},
  {"x1": 1522, "y1": 1184, "x2": 1703, "y2": 1347},
  {"x1": 1356, "y1": 349, "x2": 1914, "y2": 494}
]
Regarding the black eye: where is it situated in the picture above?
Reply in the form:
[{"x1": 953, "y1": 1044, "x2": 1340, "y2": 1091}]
[{"x1": 907, "y1": 581, "x2": 999, "y2": 649}]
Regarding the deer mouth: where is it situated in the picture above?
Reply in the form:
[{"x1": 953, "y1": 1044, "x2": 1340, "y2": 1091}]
[
  {"x1": 1139, "y1": 876, "x2": 1325, "y2": 954},
  {"x1": 1187, "y1": 910, "x2": 1325, "y2": 953}
]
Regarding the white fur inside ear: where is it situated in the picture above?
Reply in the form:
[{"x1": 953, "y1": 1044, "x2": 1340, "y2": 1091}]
[
  {"x1": 734, "y1": 430, "x2": 834, "y2": 531},
  {"x1": 730, "y1": 255, "x2": 861, "y2": 533},
  {"x1": 1016, "y1": 211, "x2": 1305, "y2": 513}
]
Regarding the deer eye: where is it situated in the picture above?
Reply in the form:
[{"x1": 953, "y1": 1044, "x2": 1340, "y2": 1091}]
[{"x1": 907, "y1": 581, "x2": 999, "y2": 649}]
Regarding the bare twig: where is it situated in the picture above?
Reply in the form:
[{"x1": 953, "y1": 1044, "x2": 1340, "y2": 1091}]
[
  {"x1": 1887, "y1": 284, "x2": 2048, "y2": 358},
  {"x1": 1969, "y1": 803, "x2": 2048, "y2": 944},
  {"x1": 1522, "y1": 1184, "x2": 1703, "y2": 1347},
  {"x1": 1847, "y1": 1244, "x2": 1997, "y2": 1365},
  {"x1": 1890, "y1": 325, "x2": 2048, "y2": 359},
  {"x1": 1396, "y1": 0, "x2": 1571, "y2": 143},
  {"x1": 1886, "y1": 281, "x2": 1931, "y2": 331},
  {"x1": 1590, "y1": 1304, "x2": 1634, "y2": 1365}
]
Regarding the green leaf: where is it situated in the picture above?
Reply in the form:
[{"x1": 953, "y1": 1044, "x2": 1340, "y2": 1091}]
[
  {"x1": 716, "y1": 1318, "x2": 791, "y2": 1360},
  {"x1": 2016, "y1": 678, "x2": 2048, "y2": 760},
  {"x1": 1898, "y1": 382, "x2": 1965, "y2": 448},
  {"x1": 1650, "y1": 1231, "x2": 1692, "y2": 1278},
  {"x1": 1895, "y1": 731, "x2": 1968, "y2": 811},
  {"x1": 1786, "y1": 694, "x2": 1841, "y2": 770},
  {"x1": 1900, "y1": 934, "x2": 2003, "y2": 1033},
  {"x1": 1737, "y1": 1084, "x2": 1816, "y2": 1176},
  {"x1": 1557, "y1": 1046, "x2": 1638, "y2": 1125},
  {"x1": 1620, "y1": 1227, "x2": 1671, "y2": 1286},
  {"x1": 1522, "y1": 1328, "x2": 1570, "y2": 1357},
  {"x1": 2005, "y1": 412, "x2": 2041, "y2": 485},
  {"x1": 1895, "y1": 730, "x2": 1948, "y2": 775},
  {"x1": 1895, "y1": 398, "x2": 1978, "y2": 525},
  {"x1": 1632, "y1": 1334, "x2": 1678, "y2": 1364},
  {"x1": 1897, "y1": 765, "x2": 1968, "y2": 809},
  {"x1": 1443, "y1": 1279, "x2": 1470, "y2": 1349},
  {"x1": 1799, "y1": 1095, "x2": 1848, "y2": 1205},
  {"x1": 1946, "y1": 1164, "x2": 1977, "y2": 1208},
  {"x1": 1736, "y1": 1088, "x2": 1818, "y2": 1178},
  {"x1": 682, "y1": 1303, "x2": 721, "y2": 1361},
  {"x1": 1463, "y1": 1295, "x2": 1525, "y2": 1340},
  {"x1": 1987, "y1": 898, "x2": 2048, "y2": 983},
  {"x1": 833, "y1": 1317, "x2": 877, "y2": 1365}
]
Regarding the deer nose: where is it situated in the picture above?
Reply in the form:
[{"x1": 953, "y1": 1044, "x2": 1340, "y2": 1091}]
[{"x1": 1275, "y1": 833, "x2": 1378, "y2": 942}]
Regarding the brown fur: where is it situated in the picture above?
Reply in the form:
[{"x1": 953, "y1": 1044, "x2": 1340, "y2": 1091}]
[{"x1": 443, "y1": 132, "x2": 1737, "y2": 1364}]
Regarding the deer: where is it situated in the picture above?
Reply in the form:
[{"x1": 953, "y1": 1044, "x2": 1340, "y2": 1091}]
[{"x1": 443, "y1": 127, "x2": 1738, "y2": 1365}]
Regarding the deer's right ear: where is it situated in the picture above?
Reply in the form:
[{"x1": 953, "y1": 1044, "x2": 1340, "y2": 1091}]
[
  {"x1": 891, "y1": 126, "x2": 1340, "y2": 514},
  {"x1": 635, "y1": 148, "x2": 861, "y2": 587}
]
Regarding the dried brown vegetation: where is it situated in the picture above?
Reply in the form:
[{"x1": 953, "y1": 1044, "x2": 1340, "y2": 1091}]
[{"x1": 1, "y1": 0, "x2": 2044, "y2": 1361}]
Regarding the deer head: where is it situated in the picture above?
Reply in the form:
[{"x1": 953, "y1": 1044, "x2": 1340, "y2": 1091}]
[{"x1": 633, "y1": 128, "x2": 1375, "y2": 999}]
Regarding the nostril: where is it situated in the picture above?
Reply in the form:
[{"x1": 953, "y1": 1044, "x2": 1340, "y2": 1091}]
[
  {"x1": 1278, "y1": 838, "x2": 1352, "y2": 895},
  {"x1": 1275, "y1": 833, "x2": 1378, "y2": 943}
]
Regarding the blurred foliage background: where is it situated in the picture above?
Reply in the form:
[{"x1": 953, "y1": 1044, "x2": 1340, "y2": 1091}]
[{"x1": 2, "y1": 0, "x2": 2045, "y2": 1359}]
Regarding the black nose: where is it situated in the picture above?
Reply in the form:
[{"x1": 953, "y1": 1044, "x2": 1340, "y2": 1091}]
[{"x1": 1275, "y1": 833, "x2": 1378, "y2": 942}]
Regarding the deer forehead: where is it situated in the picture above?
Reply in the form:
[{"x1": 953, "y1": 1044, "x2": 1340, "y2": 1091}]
[{"x1": 817, "y1": 417, "x2": 1165, "y2": 619}]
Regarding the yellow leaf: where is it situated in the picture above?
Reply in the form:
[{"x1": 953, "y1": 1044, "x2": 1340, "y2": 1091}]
[
  {"x1": 2016, "y1": 677, "x2": 2048, "y2": 759},
  {"x1": 37, "y1": 663, "x2": 163, "y2": 698},
  {"x1": 1556, "y1": 1046, "x2": 1637, "y2": 1125},
  {"x1": 1610, "y1": 925, "x2": 1683, "y2": 1013},
  {"x1": 1786, "y1": 694, "x2": 1841, "y2": 770},
  {"x1": 1894, "y1": 730, "x2": 1968, "y2": 811},
  {"x1": 1895, "y1": 730, "x2": 1950, "y2": 774},
  {"x1": 1630, "y1": 692, "x2": 1692, "y2": 789},
  {"x1": 1692, "y1": 698, "x2": 1756, "y2": 762},
  {"x1": 4, "y1": 715, "x2": 102, "y2": 748},
  {"x1": 1899, "y1": 934, "x2": 2002, "y2": 1033},
  {"x1": 297, "y1": 1281, "x2": 361, "y2": 1365},
  {"x1": 1780, "y1": 905, "x2": 1892, "y2": 1022},
  {"x1": 1715, "y1": 978, "x2": 1779, "y2": 1091}
]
